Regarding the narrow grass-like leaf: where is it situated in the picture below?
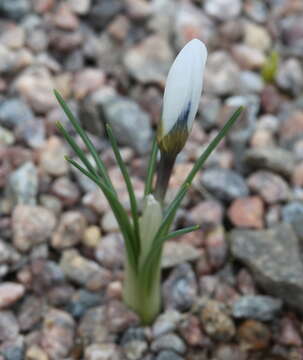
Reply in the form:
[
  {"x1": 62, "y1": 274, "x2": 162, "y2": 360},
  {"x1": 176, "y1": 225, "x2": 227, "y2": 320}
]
[
  {"x1": 106, "y1": 123, "x2": 140, "y2": 256},
  {"x1": 66, "y1": 156, "x2": 137, "y2": 270},
  {"x1": 144, "y1": 136, "x2": 158, "y2": 196},
  {"x1": 184, "y1": 106, "x2": 243, "y2": 186},
  {"x1": 54, "y1": 89, "x2": 115, "y2": 194},
  {"x1": 160, "y1": 224, "x2": 200, "y2": 242},
  {"x1": 57, "y1": 121, "x2": 97, "y2": 176}
]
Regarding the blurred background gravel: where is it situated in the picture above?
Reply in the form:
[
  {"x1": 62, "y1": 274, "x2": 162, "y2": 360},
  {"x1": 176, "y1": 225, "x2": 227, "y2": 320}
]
[{"x1": 1, "y1": 0, "x2": 303, "y2": 359}]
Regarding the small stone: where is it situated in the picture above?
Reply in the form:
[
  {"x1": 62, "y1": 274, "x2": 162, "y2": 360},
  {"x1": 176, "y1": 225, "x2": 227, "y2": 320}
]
[
  {"x1": 228, "y1": 196, "x2": 264, "y2": 229},
  {"x1": 83, "y1": 190, "x2": 109, "y2": 214},
  {"x1": 52, "y1": 211, "x2": 87, "y2": 249},
  {"x1": 123, "y1": 340, "x2": 148, "y2": 360},
  {"x1": 67, "y1": 289, "x2": 103, "y2": 319},
  {"x1": 100, "y1": 94, "x2": 152, "y2": 154},
  {"x1": 213, "y1": 344, "x2": 247, "y2": 360},
  {"x1": 0, "y1": 97, "x2": 34, "y2": 128},
  {"x1": 279, "y1": 316, "x2": 302, "y2": 346},
  {"x1": 0, "y1": 311, "x2": 19, "y2": 342},
  {"x1": 244, "y1": 21, "x2": 271, "y2": 51},
  {"x1": 151, "y1": 333, "x2": 186, "y2": 355},
  {"x1": 201, "y1": 168, "x2": 248, "y2": 202},
  {"x1": 156, "y1": 351, "x2": 184, "y2": 360},
  {"x1": 101, "y1": 211, "x2": 119, "y2": 233},
  {"x1": 244, "y1": 147, "x2": 295, "y2": 178},
  {"x1": 41, "y1": 308, "x2": 75, "y2": 359},
  {"x1": 178, "y1": 315, "x2": 207, "y2": 347},
  {"x1": 87, "y1": 0, "x2": 124, "y2": 29},
  {"x1": 277, "y1": 58, "x2": 303, "y2": 96},
  {"x1": 12, "y1": 205, "x2": 56, "y2": 252},
  {"x1": 204, "y1": 51, "x2": 240, "y2": 95},
  {"x1": 53, "y1": 3, "x2": 79, "y2": 30},
  {"x1": 236, "y1": 269, "x2": 256, "y2": 295},
  {"x1": 83, "y1": 226, "x2": 102, "y2": 248},
  {"x1": 232, "y1": 45, "x2": 266, "y2": 69},
  {"x1": 190, "y1": 200, "x2": 223, "y2": 226},
  {"x1": 200, "y1": 300, "x2": 236, "y2": 341},
  {"x1": 199, "y1": 95, "x2": 221, "y2": 130},
  {"x1": 51, "y1": 176, "x2": 80, "y2": 206},
  {"x1": 0, "y1": 335, "x2": 24, "y2": 360},
  {"x1": 152, "y1": 310, "x2": 183, "y2": 337},
  {"x1": 248, "y1": 171, "x2": 290, "y2": 204},
  {"x1": 95, "y1": 233, "x2": 124, "y2": 269},
  {"x1": 39, "y1": 136, "x2": 68, "y2": 176},
  {"x1": 14, "y1": 66, "x2": 56, "y2": 113},
  {"x1": 239, "y1": 71, "x2": 264, "y2": 94},
  {"x1": 0, "y1": 0, "x2": 31, "y2": 20},
  {"x1": 25, "y1": 346, "x2": 48, "y2": 360},
  {"x1": 230, "y1": 224, "x2": 303, "y2": 312},
  {"x1": 18, "y1": 295, "x2": 44, "y2": 331},
  {"x1": 85, "y1": 343, "x2": 122, "y2": 360},
  {"x1": 124, "y1": 34, "x2": 173, "y2": 84},
  {"x1": 204, "y1": 0, "x2": 242, "y2": 20},
  {"x1": 73, "y1": 68, "x2": 105, "y2": 100},
  {"x1": 39, "y1": 194, "x2": 62, "y2": 216},
  {"x1": 78, "y1": 306, "x2": 110, "y2": 344},
  {"x1": 162, "y1": 242, "x2": 201, "y2": 269},
  {"x1": 282, "y1": 201, "x2": 303, "y2": 240},
  {"x1": 6, "y1": 161, "x2": 38, "y2": 207},
  {"x1": 60, "y1": 249, "x2": 111, "y2": 288},
  {"x1": 68, "y1": 0, "x2": 91, "y2": 14},
  {"x1": 0, "y1": 125, "x2": 14, "y2": 146},
  {"x1": 162, "y1": 263, "x2": 198, "y2": 312},
  {"x1": 0, "y1": 282, "x2": 25, "y2": 309},
  {"x1": 244, "y1": 0, "x2": 268, "y2": 23},
  {"x1": 204, "y1": 225, "x2": 227, "y2": 270},
  {"x1": 232, "y1": 295, "x2": 282, "y2": 321},
  {"x1": 106, "y1": 300, "x2": 139, "y2": 333},
  {"x1": 279, "y1": 111, "x2": 303, "y2": 144},
  {"x1": 237, "y1": 319, "x2": 271, "y2": 350}
]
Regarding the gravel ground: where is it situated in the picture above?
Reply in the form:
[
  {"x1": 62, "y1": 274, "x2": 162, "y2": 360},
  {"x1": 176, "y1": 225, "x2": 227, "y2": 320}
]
[{"x1": 1, "y1": 0, "x2": 303, "y2": 359}]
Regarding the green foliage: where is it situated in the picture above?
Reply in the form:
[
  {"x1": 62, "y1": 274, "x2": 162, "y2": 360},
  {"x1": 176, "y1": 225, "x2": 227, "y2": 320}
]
[
  {"x1": 54, "y1": 89, "x2": 243, "y2": 324},
  {"x1": 261, "y1": 51, "x2": 280, "y2": 83}
]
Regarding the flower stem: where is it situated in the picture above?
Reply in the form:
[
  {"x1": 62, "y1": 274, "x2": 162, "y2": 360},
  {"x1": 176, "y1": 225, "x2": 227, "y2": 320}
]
[{"x1": 154, "y1": 152, "x2": 176, "y2": 203}]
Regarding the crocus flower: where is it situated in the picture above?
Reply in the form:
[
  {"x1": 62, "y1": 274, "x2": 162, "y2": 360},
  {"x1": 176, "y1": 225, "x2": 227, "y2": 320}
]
[{"x1": 157, "y1": 39, "x2": 207, "y2": 156}]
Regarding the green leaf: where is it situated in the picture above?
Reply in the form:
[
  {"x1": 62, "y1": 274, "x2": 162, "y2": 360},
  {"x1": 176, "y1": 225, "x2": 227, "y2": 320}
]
[
  {"x1": 66, "y1": 156, "x2": 138, "y2": 271},
  {"x1": 56, "y1": 121, "x2": 97, "y2": 177},
  {"x1": 144, "y1": 136, "x2": 158, "y2": 196},
  {"x1": 106, "y1": 123, "x2": 140, "y2": 256},
  {"x1": 54, "y1": 89, "x2": 115, "y2": 194},
  {"x1": 160, "y1": 224, "x2": 200, "y2": 242}
]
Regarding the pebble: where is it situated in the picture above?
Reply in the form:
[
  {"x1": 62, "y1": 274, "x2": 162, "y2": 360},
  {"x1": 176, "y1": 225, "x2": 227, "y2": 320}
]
[
  {"x1": 67, "y1": 289, "x2": 103, "y2": 319},
  {"x1": 230, "y1": 224, "x2": 303, "y2": 312},
  {"x1": 204, "y1": 0, "x2": 242, "y2": 20},
  {"x1": 0, "y1": 311, "x2": 19, "y2": 342},
  {"x1": 51, "y1": 176, "x2": 80, "y2": 206},
  {"x1": 68, "y1": 0, "x2": 91, "y2": 14},
  {"x1": 239, "y1": 70, "x2": 264, "y2": 94},
  {"x1": 0, "y1": 125, "x2": 14, "y2": 146},
  {"x1": 101, "y1": 211, "x2": 119, "y2": 233},
  {"x1": 244, "y1": 22, "x2": 271, "y2": 52},
  {"x1": 123, "y1": 340, "x2": 148, "y2": 360},
  {"x1": 162, "y1": 263, "x2": 198, "y2": 312},
  {"x1": 106, "y1": 300, "x2": 139, "y2": 333},
  {"x1": 17, "y1": 295, "x2": 44, "y2": 331},
  {"x1": 200, "y1": 300, "x2": 236, "y2": 341},
  {"x1": 277, "y1": 58, "x2": 303, "y2": 96},
  {"x1": 152, "y1": 309, "x2": 183, "y2": 337},
  {"x1": 228, "y1": 196, "x2": 264, "y2": 229},
  {"x1": 100, "y1": 94, "x2": 152, "y2": 154},
  {"x1": 0, "y1": 282, "x2": 25, "y2": 309},
  {"x1": 0, "y1": 0, "x2": 31, "y2": 20},
  {"x1": 204, "y1": 51, "x2": 240, "y2": 95},
  {"x1": 39, "y1": 194, "x2": 62, "y2": 216},
  {"x1": 124, "y1": 34, "x2": 173, "y2": 84},
  {"x1": 88, "y1": 0, "x2": 124, "y2": 30},
  {"x1": 232, "y1": 44, "x2": 266, "y2": 70},
  {"x1": 60, "y1": 249, "x2": 111, "y2": 289},
  {"x1": 0, "y1": 97, "x2": 34, "y2": 128},
  {"x1": 151, "y1": 333, "x2": 186, "y2": 355},
  {"x1": 12, "y1": 204, "x2": 56, "y2": 252},
  {"x1": 14, "y1": 66, "x2": 57, "y2": 113},
  {"x1": 278, "y1": 316, "x2": 302, "y2": 346},
  {"x1": 212, "y1": 344, "x2": 247, "y2": 360},
  {"x1": 178, "y1": 315, "x2": 207, "y2": 347},
  {"x1": 201, "y1": 168, "x2": 248, "y2": 202},
  {"x1": 248, "y1": 171, "x2": 290, "y2": 204},
  {"x1": 282, "y1": 201, "x2": 303, "y2": 240},
  {"x1": 95, "y1": 233, "x2": 124, "y2": 269},
  {"x1": 73, "y1": 68, "x2": 105, "y2": 100},
  {"x1": 39, "y1": 136, "x2": 69, "y2": 177},
  {"x1": 232, "y1": 295, "x2": 282, "y2": 321},
  {"x1": 190, "y1": 200, "x2": 223, "y2": 226},
  {"x1": 41, "y1": 308, "x2": 75, "y2": 359},
  {"x1": 279, "y1": 111, "x2": 303, "y2": 144},
  {"x1": 161, "y1": 242, "x2": 201, "y2": 269},
  {"x1": 0, "y1": 335, "x2": 24, "y2": 360},
  {"x1": 244, "y1": 147, "x2": 295, "y2": 178},
  {"x1": 205, "y1": 225, "x2": 227, "y2": 270},
  {"x1": 83, "y1": 225, "x2": 102, "y2": 249},
  {"x1": 156, "y1": 350, "x2": 184, "y2": 360},
  {"x1": 6, "y1": 161, "x2": 38, "y2": 207},
  {"x1": 85, "y1": 343, "x2": 122, "y2": 360},
  {"x1": 52, "y1": 211, "x2": 87, "y2": 249},
  {"x1": 237, "y1": 319, "x2": 271, "y2": 350},
  {"x1": 25, "y1": 346, "x2": 48, "y2": 360}
]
